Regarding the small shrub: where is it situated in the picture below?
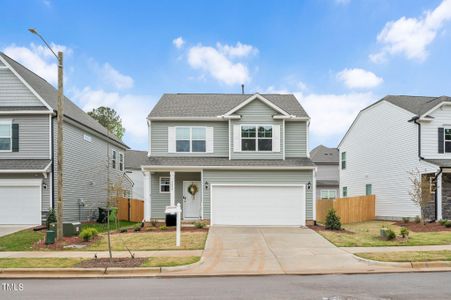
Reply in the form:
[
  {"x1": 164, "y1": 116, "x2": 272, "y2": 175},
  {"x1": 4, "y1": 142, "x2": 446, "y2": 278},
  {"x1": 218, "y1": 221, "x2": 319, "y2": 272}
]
[
  {"x1": 445, "y1": 221, "x2": 451, "y2": 228},
  {"x1": 159, "y1": 225, "x2": 168, "y2": 231},
  {"x1": 46, "y1": 209, "x2": 57, "y2": 229},
  {"x1": 79, "y1": 228, "x2": 98, "y2": 242},
  {"x1": 380, "y1": 227, "x2": 396, "y2": 240},
  {"x1": 194, "y1": 221, "x2": 206, "y2": 229},
  {"x1": 133, "y1": 224, "x2": 142, "y2": 232},
  {"x1": 402, "y1": 217, "x2": 410, "y2": 223},
  {"x1": 414, "y1": 215, "x2": 421, "y2": 224},
  {"x1": 439, "y1": 219, "x2": 448, "y2": 226},
  {"x1": 120, "y1": 228, "x2": 128, "y2": 233},
  {"x1": 400, "y1": 227, "x2": 409, "y2": 238},
  {"x1": 325, "y1": 209, "x2": 342, "y2": 230}
]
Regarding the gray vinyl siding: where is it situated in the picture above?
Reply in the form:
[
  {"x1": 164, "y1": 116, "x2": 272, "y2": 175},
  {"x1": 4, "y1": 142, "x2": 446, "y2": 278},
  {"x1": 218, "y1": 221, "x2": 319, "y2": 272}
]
[
  {"x1": 53, "y1": 120, "x2": 128, "y2": 222},
  {"x1": 231, "y1": 100, "x2": 284, "y2": 159},
  {"x1": 0, "y1": 115, "x2": 50, "y2": 159},
  {"x1": 0, "y1": 68, "x2": 44, "y2": 106},
  {"x1": 285, "y1": 121, "x2": 308, "y2": 157},
  {"x1": 151, "y1": 121, "x2": 228, "y2": 157},
  {"x1": 202, "y1": 169, "x2": 314, "y2": 220},
  {"x1": 316, "y1": 164, "x2": 339, "y2": 181}
]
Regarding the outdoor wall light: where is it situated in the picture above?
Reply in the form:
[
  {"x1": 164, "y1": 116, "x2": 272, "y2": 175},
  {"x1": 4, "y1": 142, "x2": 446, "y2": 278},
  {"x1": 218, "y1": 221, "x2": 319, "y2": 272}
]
[
  {"x1": 307, "y1": 181, "x2": 311, "y2": 190},
  {"x1": 205, "y1": 181, "x2": 209, "y2": 190},
  {"x1": 42, "y1": 183, "x2": 47, "y2": 189}
]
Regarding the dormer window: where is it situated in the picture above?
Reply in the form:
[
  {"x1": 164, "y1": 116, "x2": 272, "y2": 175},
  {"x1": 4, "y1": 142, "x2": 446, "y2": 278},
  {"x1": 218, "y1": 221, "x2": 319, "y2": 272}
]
[{"x1": 241, "y1": 125, "x2": 272, "y2": 152}]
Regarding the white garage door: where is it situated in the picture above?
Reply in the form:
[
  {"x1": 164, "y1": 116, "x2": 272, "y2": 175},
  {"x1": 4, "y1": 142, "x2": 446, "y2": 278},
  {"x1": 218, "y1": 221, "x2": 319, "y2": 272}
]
[
  {"x1": 211, "y1": 184, "x2": 305, "y2": 226},
  {"x1": 0, "y1": 180, "x2": 42, "y2": 225}
]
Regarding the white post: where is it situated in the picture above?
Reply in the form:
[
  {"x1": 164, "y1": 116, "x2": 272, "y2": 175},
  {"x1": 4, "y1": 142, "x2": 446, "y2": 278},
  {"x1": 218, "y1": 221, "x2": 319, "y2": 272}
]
[
  {"x1": 176, "y1": 202, "x2": 181, "y2": 247},
  {"x1": 170, "y1": 171, "x2": 175, "y2": 206},
  {"x1": 143, "y1": 171, "x2": 151, "y2": 221},
  {"x1": 312, "y1": 169, "x2": 317, "y2": 223},
  {"x1": 437, "y1": 173, "x2": 443, "y2": 220}
]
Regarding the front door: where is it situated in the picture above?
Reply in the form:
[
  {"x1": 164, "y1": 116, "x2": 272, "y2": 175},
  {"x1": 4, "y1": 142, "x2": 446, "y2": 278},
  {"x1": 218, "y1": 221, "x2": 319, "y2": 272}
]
[{"x1": 183, "y1": 181, "x2": 201, "y2": 219}]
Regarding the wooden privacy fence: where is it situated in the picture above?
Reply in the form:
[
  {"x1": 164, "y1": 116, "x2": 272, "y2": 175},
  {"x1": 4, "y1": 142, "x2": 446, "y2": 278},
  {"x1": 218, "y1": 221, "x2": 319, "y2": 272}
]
[
  {"x1": 117, "y1": 197, "x2": 144, "y2": 222},
  {"x1": 316, "y1": 195, "x2": 376, "y2": 224}
]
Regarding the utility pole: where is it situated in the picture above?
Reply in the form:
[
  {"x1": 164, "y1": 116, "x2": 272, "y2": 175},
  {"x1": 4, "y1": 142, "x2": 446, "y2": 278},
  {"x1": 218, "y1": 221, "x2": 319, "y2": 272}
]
[{"x1": 29, "y1": 29, "x2": 64, "y2": 241}]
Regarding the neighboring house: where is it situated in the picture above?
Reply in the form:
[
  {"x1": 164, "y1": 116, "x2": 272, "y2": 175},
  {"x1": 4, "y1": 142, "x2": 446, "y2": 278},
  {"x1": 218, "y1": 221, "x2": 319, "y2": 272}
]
[
  {"x1": 339, "y1": 95, "x2": 451, "y2": 220},
  {"x1": 0, "y1": 53, "x2": 131, "y2": 225},
  {"x1": 125, "y1": 149, "x2": 147, "y2": 200},
  {"x1": 140, "y1": 93, "x2": 315, "y2": 226},
  {"x1": 310, "y1": 145, "x2": 339, "y2": 200}
]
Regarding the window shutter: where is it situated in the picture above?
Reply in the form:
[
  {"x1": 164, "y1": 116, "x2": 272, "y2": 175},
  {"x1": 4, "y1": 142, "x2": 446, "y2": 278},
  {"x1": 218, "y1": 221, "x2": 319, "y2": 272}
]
[
  {"x1": 168, "y1": 127, "x2": 176, "y2": 153},
  {"x1": 206, "y1": 127, "x2": 214, "y2": 153},
  {"x1": 12, "y1": 124, "x2": 19, "y2": 152},
  {"x1": 233, "y1": 125, "x2": 241, "y2": 152},
  {"x1": 438, "y1": 127, "x2": 444, "y2": 154},
  {"x1": 272, "y1": 124, "x2": 281, "y2": 152}
]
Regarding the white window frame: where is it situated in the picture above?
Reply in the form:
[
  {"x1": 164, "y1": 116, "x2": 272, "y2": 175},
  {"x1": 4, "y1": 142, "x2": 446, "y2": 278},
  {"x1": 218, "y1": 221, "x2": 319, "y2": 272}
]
[
  {"x1": 0, "y1": 120, "x2": 12, "y2": 153},
  {"x1": 119, "y1": 152, "x2": 124, "y2": 171},
  {"x1": 365, "y1": 184, "x2": 372, "y2": 196},
  {"x1": 111, "y1": 149, "x2": 117, "y2": 169},
  {"x1": 320, "y1": 190, "x2": 337, "y2": 200},
  {"x1": 175, "y1": 126, "x2": 207, "y2": 153},
  {"x1": 342, "y1": 186, "x2": 348, "y2": 197},
  {"x1": 341, "y1": 152, "x2": 347, "y2": 170},
  {"x1": 445, "y1": 128, "x2": 451, "y2": 153},
  {"x1": 240, "y1": 124, "x2": 273, "y2": 152},
  {"x1": 159, "y1": 176, "x2": 170, "y2": 193}
]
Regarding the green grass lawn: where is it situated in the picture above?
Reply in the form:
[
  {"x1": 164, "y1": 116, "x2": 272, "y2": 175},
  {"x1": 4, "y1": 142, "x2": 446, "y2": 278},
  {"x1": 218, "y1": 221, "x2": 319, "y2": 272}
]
[
  {"x1": 357, "y1": 250, "x2": 451, "y2": 262},
  {"x1": 0, "y1": 230, "x2": 45, "y2": 251},
  {"x1": 84, "y1": 231, "x2": 208, "y2": 251},
  {"x1": 81, "y1": 221, "x2": 138, "y2": 233},
  {"x1": 0, "y1": 258, "x2": 84, "y2": 268},
  {"x1": 317, "y1": 221, "x2": 451, "y2": 247},
  {"x1": 142, "y1": 256, "x2": 200, "y2": 267}
]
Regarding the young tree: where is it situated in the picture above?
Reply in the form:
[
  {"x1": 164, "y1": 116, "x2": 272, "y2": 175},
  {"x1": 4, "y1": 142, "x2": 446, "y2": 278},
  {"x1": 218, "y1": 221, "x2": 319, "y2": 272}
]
[
  {"x1": 408, "y1": 168, "x2": 434, "y2": 223},
  {"x1": 88, "y1": 106, "x2": 125, "y2": 139}
]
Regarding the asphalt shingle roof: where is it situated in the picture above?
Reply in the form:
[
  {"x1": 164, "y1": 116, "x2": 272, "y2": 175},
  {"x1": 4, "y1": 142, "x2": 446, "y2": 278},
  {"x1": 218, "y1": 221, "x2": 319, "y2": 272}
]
[
  {"x1": 0, "y1": 159, "x2": 51, "y2": 171},
  {"x1": 316, "y1": 180, "x2": 339, "y2": 186},
  {"x1": 148, "y1": 93, "x2": 309, "y2": 118},
  {"x1": 125, "y1": 150, "x2": 148, "y2": 170},
  {"x1": 383, "y1": 95, "x2": 451, "y2": 116},
  {"x1": 310, "y1": 145, "x2": 339, "y2": 164},
  {"x1": 424, "y1": 159, "x2": 451, "y2": 168},
  {"x1": 0, "y1": 52, "x2": 127, "y2": 148}
]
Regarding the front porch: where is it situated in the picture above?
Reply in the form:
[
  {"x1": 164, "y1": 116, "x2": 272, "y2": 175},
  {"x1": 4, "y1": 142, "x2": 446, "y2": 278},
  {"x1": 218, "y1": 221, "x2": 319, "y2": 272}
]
[{"x1": 142, "y1": 170, "x2": 204, "y2": 221}]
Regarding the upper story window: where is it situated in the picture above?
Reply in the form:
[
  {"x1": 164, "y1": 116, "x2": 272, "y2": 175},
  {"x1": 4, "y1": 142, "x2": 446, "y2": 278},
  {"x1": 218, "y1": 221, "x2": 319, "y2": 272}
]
[
  {"x1": 241, "y1": 125, "x2": 272, "y2": 151},
  {"x1": 176, "y1": 127, "x2": 206, "y2": 153},
  {"x1": 111, "y1": 150, "x2": 117, "y2": 169},
  {"x1": 0, "y1": 121, "x2": 12, "y2": 152},
  {"x1": 341, "y1": 152, "x2": 347, "y2": 170},
  {"x1": 119, "y1": 152, "x2": 124, "y2": 171},
  {"x1": 445, "y1": 129, "x2": 451, "y2": 153}
]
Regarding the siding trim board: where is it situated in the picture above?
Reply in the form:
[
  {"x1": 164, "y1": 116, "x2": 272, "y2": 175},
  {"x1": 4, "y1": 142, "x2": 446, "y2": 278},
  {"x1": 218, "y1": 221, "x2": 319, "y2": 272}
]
[{"x1": 223, "y1": 94, "x2": 290, "y2": 117}]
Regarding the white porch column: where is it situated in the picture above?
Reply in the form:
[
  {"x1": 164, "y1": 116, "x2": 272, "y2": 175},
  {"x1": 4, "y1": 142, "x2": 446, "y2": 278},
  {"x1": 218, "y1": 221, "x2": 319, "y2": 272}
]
[
  {"x1": 437, "y1": 172, "x2": 443, "y2": 220},
  {"x1": 312, "y1": 169, "x2": 317, "y2": 222},
  {"x1": 143, "y1": 171, "x2": 151, "y2": 221},
  {"x1": 170, "y1": 171, "x2": 175, "y2": 206}
]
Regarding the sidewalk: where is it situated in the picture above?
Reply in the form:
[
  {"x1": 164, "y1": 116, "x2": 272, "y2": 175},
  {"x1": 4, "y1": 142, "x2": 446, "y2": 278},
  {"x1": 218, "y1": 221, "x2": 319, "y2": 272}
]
[
  {"x1": 0, "y1": 250, "x2": 203, "y2": 258},
  {"x1": 342, "y1": 244, "x2": 451, "y2": 254}
]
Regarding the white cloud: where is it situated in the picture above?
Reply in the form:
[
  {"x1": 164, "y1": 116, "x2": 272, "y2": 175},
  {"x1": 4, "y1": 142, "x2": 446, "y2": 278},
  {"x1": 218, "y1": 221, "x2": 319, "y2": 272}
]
[
  {"x1": 72, "y1": 87, "x2": 152, "y2": 140},
  {"x1": 3, "y1": 43, "x2": 72, "y2": 86},
  {"x1": 337, "y1": 68, "x2": 383, "y2": 89},
  {"x1": 216, "y1": 42, "x2": 258, "y2": 58},
  {"x1": 371, "y1": 0, "x2": 451, "y2": 62},
  {"x1": 187, "y1": 43, "x2": 254, "y2": 85},
  {"x1": 99, "y1": 63, "x2": 134, "y2": 89},
  {"x1": 172, "y1": 37, "x2": 185, "y2": 49},
  {"x1": 299, "y1": 92, "x2": 378, "y2": 138}
]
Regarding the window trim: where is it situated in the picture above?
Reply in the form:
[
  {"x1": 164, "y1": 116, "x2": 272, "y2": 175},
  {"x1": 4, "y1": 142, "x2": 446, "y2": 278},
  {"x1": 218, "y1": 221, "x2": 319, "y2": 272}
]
[
  {"x1": 159, "y1": 176, "x2": 170, "y2": 194},
  {"x1": 320, "y1": 189, "x2": 337, "y2": 200},
  {"x1": 111, "y1": 149, "x2": 117, "y2": 169},
  {"x1": 0, "y1": 120, "x2": 12, "y2": 153},
  {"x1": 365, "y1": 184, "x2": 372, "y2": 196},
  {"x1": 444, "y1": 128, "x2": 451, "y2": 153},
  {"x1": 119, "y1": 152, "x2": 124, "y2": 171},
  {"x1": 341, "y1": 152, "x2": 347, "y2": 170},
  {"x1": 175, "y1": 126, "x2": 207, "y2": 153},
  {"x1": 240, "y1": 124, "x2": 273, "y2": 152},
  {"x1": 342, "y1": 186, "x2": 348, "y2": 197}
]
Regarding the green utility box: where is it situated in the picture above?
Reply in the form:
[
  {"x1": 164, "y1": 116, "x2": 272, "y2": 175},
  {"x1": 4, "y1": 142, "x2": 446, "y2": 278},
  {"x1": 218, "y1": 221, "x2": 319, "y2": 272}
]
[
  {"x1": 45, "y1": 230, "x2": 56, "y2": 245},
  {"x1": 50, "y1": 222, "x2": 82, "y2": 237}
]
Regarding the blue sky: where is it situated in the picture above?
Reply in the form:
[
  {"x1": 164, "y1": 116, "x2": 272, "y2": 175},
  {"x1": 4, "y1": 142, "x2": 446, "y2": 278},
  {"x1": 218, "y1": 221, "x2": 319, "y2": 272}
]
[{"x1": 1, "y1": 0, "x2": 451, "y2": 150}]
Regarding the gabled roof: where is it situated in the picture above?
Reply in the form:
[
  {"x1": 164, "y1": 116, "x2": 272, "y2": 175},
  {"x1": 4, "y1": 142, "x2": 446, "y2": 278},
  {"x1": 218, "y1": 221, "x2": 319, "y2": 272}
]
[
  {"x1": 383, "y1": 95, "x2": 451, "y2": 117},
  {"x1": 148, "y1": 93, "x2": 309, "y2": 119},
  {"x1": 0, "y1": 52, "x2": 127, "y2": 148},
  {"x1": 310, "y1": 145, "x2": 339, "y2": 164},
  {"x1": 125, "y1": 150, "x2": 148, "y2": 170}
]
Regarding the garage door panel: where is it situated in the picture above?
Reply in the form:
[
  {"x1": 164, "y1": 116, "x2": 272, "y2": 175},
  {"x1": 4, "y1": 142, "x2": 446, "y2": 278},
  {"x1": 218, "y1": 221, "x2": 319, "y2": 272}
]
[
  {"x1": 0, "y1": 185, "x2": 41, "y2": 225},
  {"x1": 211, "y1": 185, "x2": 305, "y2": 226}
]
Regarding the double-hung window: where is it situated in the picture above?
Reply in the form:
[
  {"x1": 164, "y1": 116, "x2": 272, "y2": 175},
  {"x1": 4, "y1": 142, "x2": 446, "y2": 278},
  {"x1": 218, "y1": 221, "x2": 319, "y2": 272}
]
[
  {"x1": 320, "y1": 190, "x2": 337, "y2": 199},
  {"x1": 176, "y1": 127, "x2": 206, "y2": 153},
  {"x1": 0, "y1": 121, "x2": 12, "y2": 152},
  {"x1": 445, "y1": 129, "x2": 451, "y2": 153},
  {"x1": 160, "y1": 177, "x2": 170, "y2": 193},
  {"x1": 111, "y1": 150, "x2": 117, "y2": 169},
  {"x1": 341, "y1": 152, "x2": 347, "y2": 170},
  {"x1": 241, "y1": 125, "x2": 272, "y2": 151},
  {"x1": 119, "y1": 152, "x2": 124, "y2": 171}
]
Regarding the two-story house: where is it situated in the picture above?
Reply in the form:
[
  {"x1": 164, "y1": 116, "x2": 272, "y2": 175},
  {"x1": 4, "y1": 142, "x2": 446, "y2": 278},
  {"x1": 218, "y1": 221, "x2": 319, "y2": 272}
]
[
  {"x1": 310, "y1": 145, "x2": 339, "y2": 200},
  {"x1": 125, "y1": 149, "x2": 148, "y2": 200},
  {"x1": 339, "y1": 95, "x2": 451, "y2": 220},
  {"x1": 0, "y1": 52, "x2": 131, "y2": 225},
  {"x1": 140, "y1": 93, "x2": 316, "y2": 226}
]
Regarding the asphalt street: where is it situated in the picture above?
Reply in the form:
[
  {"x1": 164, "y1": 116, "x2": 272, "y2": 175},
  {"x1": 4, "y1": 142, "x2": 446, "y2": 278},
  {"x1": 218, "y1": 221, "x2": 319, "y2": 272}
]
[{"x1": 2, "y1": 272, "x2": 451, "y2": 299}]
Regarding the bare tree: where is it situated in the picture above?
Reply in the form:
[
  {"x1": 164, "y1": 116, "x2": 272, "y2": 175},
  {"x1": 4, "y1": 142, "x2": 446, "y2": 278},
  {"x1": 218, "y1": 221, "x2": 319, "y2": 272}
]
[{"x1": 408, "y1": 168, "x2": 434, "y2": 223}]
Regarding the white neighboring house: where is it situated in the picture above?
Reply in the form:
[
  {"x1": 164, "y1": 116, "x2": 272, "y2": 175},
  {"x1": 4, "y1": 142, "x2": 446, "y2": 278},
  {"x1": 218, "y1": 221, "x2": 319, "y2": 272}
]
[
  {"x1": 310, "y1": 145, "x2": 339, "y2": 200},
  {"x1": 339, "y1": 95, "x2": 451, "y2": 220},
  {"x1": 125, "y1": 150, "x2": 147, "y2": 200}
]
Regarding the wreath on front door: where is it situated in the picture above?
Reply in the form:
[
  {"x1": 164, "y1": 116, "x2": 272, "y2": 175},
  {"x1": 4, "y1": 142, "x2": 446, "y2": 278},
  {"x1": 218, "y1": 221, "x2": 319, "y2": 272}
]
[{"x1": 187, "y1": 182, "x2": 199, "y2": 199}]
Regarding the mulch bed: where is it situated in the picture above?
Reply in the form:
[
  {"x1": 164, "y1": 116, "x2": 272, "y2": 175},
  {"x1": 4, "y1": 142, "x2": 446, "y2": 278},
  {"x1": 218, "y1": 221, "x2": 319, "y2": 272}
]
[
  {"x1": 307, "y1": 224, "x2": 354, "y2": 234},
  {"x1": 78, "y1": 257, "x2": 146, "y2": 268},
  {"x1": 394, "y1": 221, "x2": 451, "y2": 232},
  {"x1": 33, "y1": 235, "x2": 99, "y2": 250}
]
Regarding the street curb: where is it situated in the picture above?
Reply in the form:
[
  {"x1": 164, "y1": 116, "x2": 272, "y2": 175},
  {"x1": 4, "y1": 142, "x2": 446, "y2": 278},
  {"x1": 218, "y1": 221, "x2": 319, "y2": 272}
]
[{"x1": 352, "y1": 254, "x2": 451, "y2": 268}]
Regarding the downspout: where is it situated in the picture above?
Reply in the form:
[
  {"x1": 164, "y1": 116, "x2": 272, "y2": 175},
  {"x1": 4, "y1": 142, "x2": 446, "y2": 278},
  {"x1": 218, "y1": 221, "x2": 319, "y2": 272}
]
[
  {"x1": 51, "y1": 115, "x2": 56, "y2": 209},
  {"x1": 411, "y1": 116, "x2": 424, "y2": 160}
]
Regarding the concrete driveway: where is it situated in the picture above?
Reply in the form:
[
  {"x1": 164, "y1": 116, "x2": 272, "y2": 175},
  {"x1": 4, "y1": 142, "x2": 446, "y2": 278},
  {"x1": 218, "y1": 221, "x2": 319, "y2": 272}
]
[
  {"x1": 0, "y1": 225, "x2": 33, "y2": 237},
  {"x1": 177, "y1": 226, "x2": 392, "y2": 275}
]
